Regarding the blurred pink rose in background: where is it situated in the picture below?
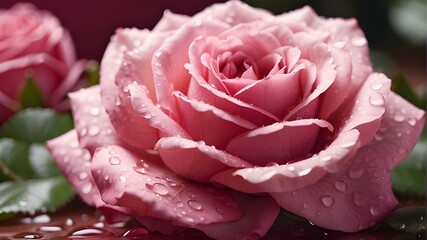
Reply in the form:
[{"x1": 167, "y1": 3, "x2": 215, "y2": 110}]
[
  {"x1": 0, "y1": 3, "x2": 86, "y2": 124},
  {"x1": 46, "y1": 2, "x2": 424, "y2": 239}
]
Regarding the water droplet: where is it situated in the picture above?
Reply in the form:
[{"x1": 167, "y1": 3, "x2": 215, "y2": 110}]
[
  {"x1": 65, "y1": 218, "x2": 73, "y2": 226},
  {"x1": 79, "y1": 172, "x2": 88, "y2": 180},
  {"x1": 298, "y1": 168, "x2": 312, "y2": 176},
  {"x1": 147, "y1": 183, "x2": 168, "y2": 196},
  {"x1": 89, "y1": 107, "x2": 100, "y2": 116},
  {"x1": 82, "y1": 182, "x2": 93, "y2": 194},
  {"x1": 115, "y1": 97, "x2": 121, "y2": 106},
  {"x1": 182, "y1": 216, "x2": 195, "y2": 224},
  {"x1": 265, "y1": 162, "x2": 279, "y2": 167},
  {"x1": 369, "y1": 93, "x2": 385, "y2": 106},
  {"x1": 333, "y1": 41, "x2": 346, "y2": 48},
  {"x1": 188, "y1": 200, "x2": 203, "y2": 211},
  {"x1": 303, "y1": 203, "x2": 309, "y2": 208},
  {"x1": 287, "y1": 165, "x2": 296, "y2": 171},
  {"x1": 176, "y1": 201, "x2": 184, "y2": 208},
  {"x1": 353, "y1": 192, "x2": 365, "y2": 206},
  {"x1": 143, "y1": 113, "x2": 152, "y2": 119},
  {"x1": 393, "y1": 114, "x2": 405, "y2": 122},
  {"x1": 39, "y1": 226, "x2": 62, "y2": 232},
  {"x1": 122, "y1": 227, "x2": 150, "y2": 237},
  {"x1": 370, "y1": 206, "x2": 379, "y2": 216},
  {"x1": 407, "y1": 118, "x2": 417, "y2": 126},
  {"x1": 32, "y1": 214, "x2": 51, "y2": 224},
  {"x1": 194, "y1": 19, "x2": 203, "y2": 26},
  {"x1": 109, "y1": 156, "x2": 121, "y2": 165},
  {"x1": 370, "y1": 83, "x2": 383, "y2": 90},
  {"x1": 349, "y1": 168, "x2": 364, "y2": 179},
  {"x1": 321, "y1": 196, "x2": 335, "y2": 207},
  {"x1": 13, "y1": 233, "x2": 44, "y2": 239},
  {"x1": 334, "y1": 181, "x2": 347, "y2": 192},
  {"x1": 71, "y1": 228, "x2": 105, "y2": 236},
  {"x1": 88, "y1": 126, "x2": 100, "y2": 136},
  {"x1": 351, "y1": 37, "x2": 367, "y2": 46},
  {"x1": 397, "y1": 222, "x2": 406, "y2": 230},
  {"x1": 119, "y1": 176, "x2": 127, "y2": 183},
  {"x1": 19, "y1": 200, "x2": 27, "y2": 207},
  {"x1": 320, "y1": 155, "x2": 332, "y2": 162},
  {"x1": 104, "y1": 175, "x2": 109, "y2": 181},
  {"x1": 155, "y1": 51, "x2": 162, "y2": 58}
]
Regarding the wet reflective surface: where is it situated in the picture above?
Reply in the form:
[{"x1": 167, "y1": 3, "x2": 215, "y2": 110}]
[{"x1": 0, "y1": 200, "x2": 423, "y2": 240}]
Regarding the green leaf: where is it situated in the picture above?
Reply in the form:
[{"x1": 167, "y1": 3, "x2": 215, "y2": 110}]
[
  {"x1": 0, "y1": 176, "x2": 74, "y2": 215},
  {"x1": 0, "y1": 108, "x2": 75, "y2": 219},
  {"x1": 391, "y1": 73, "x2": 426, "y2": 109},
  {"x1": 0, "y1": 108, "x2": 73, "y2": 143},
  {"x1": 391, "y1": 139, "x2": 426, "y2": 197},
  {"x1": 19, "y1": 76, "x2": 45, "y2": 108},
  {"x1": 385, "y1": 206, "x2": 426, "y2": 233},
  {"x1": 0, "y1": 139, "x2": 31, "y2": 182}
]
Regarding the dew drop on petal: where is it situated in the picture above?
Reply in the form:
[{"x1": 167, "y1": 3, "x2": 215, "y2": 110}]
[
  {"x1": 147, "y1": 183, "x2": 168, "y2": 196},
  {"x1": 333, "y1": 41, "x2": 346, "y2": 48},
  {"x1": 393, "y1": 114, "x2": 405, "y2": 122},
  {"x1": 109, "y1": 156, "x2": 121, "y2": 165},
  {"x1": 176, "y1": 201, "x2": 184, "y2": 208},
  {"x1": 351, "y1": 37, "x2": 367, "y2": 46},
  {"x1": 89, "y1": 107, "x2": 100, "y2": 116},
  {"x1": 188, "y1": 200, "x2": 203, "y2": 211},
  {"x1": 407, "y1": 118, "x2": 417, "y2": 126},
  {"x1": 370, "y1": 206, "x2": 379, "y2": 216},
  {"x1": 321, "y1": 196, "x2": 335, "y2": 207},
  {"x1": 78, "y1": 172, "x2": 88, "y2": 180},
  {"x1": 348, "y1": 168, "x2": 364, "y2": 179},
  {"x1": 334, "y1": 181, "x2": 347, "y2": 192},
  {"x1": 369, "y1": 93, "x2": 385, "y2": 106},
  {"x1": 370, "y1": 83, "x2": 383, "y2": 90},
  {"x1": 298, "y1": 168, "x2": 312, "y2": 176},
  {"x1": 82, "y1": 183, "x2": 93, "y2": 194}
]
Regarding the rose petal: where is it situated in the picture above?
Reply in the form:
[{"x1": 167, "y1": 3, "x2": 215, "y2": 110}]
[
  {"x1": 173, "y1": 91, "x2": 256, "y2": 149},
  {"x1": 336, "y1": 73, "x2": 391, "y2": 146},
  {"x1": 128, "y1": 83, "x2": 191, "y2": 139},
  {"x1": 45, "y1": 130, "x2": 129, "y2": 223},
  {"x1": 271, "y1": 142, "x2": 399, "y2": 232},
  {"x1": 153, "y1": 20, "x2": 227, "y2": 113},
  {"x1": 197, "y1": 192, "x2": 279, "y2": 240},
  {"x1": 233, "y1": 72, "x2": 302, "y2": 119},
  {"x1": 226, "y1": 119, "x2": 333, "y2": 166},
  {"x1": 284, "y1": 32, "x2": 336, "y2": 120},
  {"x1": 90, "y1": 145, "x2": 243, "y2": 227},
  {"x1": 69, "y1": 86, "x2": 140, "y2": 154},
  {"x1": 153, "y1": 10, "x2": 190, "y2": 32},
  {"x1": 212, "y1": 129, "x2": 361, "y2": 193},
  {"x1": 100, "y1": 29, "x2": 159, "y2": 149},
  {"x1": 156, "y1": 136, "x2": 253, "y2": 182},
  {"x1": 369, "y1": 92, "x2": 425, "y2": 170},
  {"x1": 193, "y1": 1, "x2": 273, "y2": 26},
  {"x1": 0, "y1": 91, "x2": 20, "y2": 123}
]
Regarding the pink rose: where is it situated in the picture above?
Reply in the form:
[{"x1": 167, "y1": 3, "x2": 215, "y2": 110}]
[
  {"x1": 47, "y1": 2, "x2": 425, "y2": 239},
  {"x1": 0, "y1": 3, "x2": 86, "y2": 124}
]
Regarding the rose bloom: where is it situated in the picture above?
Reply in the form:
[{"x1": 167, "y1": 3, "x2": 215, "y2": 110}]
[
  {"x1": 47, "y1": 2, "x2": 425, "y2": 239},
  {"x1": 0, "y1": 3, "x2": 86, "y2": 124}
]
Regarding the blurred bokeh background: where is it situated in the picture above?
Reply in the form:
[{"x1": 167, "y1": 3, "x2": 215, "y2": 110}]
[{"x1": 0, "y1": 0, "x2": 425, "y2": 91}]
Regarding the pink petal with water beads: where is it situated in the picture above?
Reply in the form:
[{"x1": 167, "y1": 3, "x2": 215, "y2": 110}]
[
  {"x1": 156, "y1": 136, "x2": 253, "y2": 182},
  {"x1": 45, "y1": 130, "x2": 129, "y2": 223},
  {"x1": 69, "y1": 86, "x2": 139, "y2": 154},
  {"x1": 91, "y1": 145, "x2": 242, "y2": 227}
]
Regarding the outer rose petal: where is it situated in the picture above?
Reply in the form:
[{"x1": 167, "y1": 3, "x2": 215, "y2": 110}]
[
  {"x1": 156, "y1": 136, "x2": 253, "y2": 182},
  {"x1": 100, "y1": 29, "x2": 158, "y2": 149},
  {"x1": 0, "y1": 92, "x2": 20, "y2": 123},
  {"x1": 193, "y1": 1, "x2": 273, "y2": 26},
  {"x1": 370, "y1": 92, "x2": 425, "y2": 170},
  {"x1": 226, "y1": 119, "x2": 334, "y2": 166},
  {"x1": 90, "y1": 145, "x2": 243, "y2": 226},
  {"x1": 271, "y1": 144, "x2": 399, "y2": 232},
  {"x1": 45, "y1": 130, "x2": 129, "y2": 223},
  {"x1": 152, "y1": 10, "x2": 190, "y2": 32},
  {"x1": 271, "y1": 93, "x2": 424, "y2": 232},
  {"x1": 69, "y1": 86, "x2": 140, "y2": 154}
]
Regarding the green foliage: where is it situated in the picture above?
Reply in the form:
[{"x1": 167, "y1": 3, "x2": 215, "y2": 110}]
[
  {"x1": 0, "y1": 109, "x2": 75, "y2": 220},
  {"x1": 386, "y1": 206, "x2": 425, "y2": 233},
  {"x1": 392, "y1": 73, "x2": 426, "y2": 109},
  {"x1": 391, "y1": 139, "x2": 426, "y2": 198}
]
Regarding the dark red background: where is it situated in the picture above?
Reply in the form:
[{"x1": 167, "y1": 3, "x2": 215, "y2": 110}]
[{"x1": 0, "y1": 0, "x2": 227, "y2": 61}]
